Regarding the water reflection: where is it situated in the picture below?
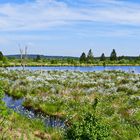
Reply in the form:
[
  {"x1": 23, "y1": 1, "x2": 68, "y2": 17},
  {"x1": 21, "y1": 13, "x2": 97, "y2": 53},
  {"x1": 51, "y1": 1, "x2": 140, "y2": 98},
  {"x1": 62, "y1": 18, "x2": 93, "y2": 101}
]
[{"x1": 3, "y1": 94, "x2": 65, "y2": 128}]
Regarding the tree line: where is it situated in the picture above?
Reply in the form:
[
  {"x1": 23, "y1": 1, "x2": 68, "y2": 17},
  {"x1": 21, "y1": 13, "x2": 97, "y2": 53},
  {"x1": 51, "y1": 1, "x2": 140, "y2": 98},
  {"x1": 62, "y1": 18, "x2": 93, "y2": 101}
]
[
  {"x1": 80, "y1": 49, "x2": 117, "y2": 63},
  {"x1": 1, "y1": 49, "x2": 140, "y2": 66}
]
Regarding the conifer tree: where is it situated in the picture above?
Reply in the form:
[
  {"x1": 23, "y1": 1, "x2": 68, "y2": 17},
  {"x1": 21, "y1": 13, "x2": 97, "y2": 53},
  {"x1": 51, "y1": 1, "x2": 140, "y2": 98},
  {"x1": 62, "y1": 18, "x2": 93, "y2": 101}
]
[
  {"x1": 80, "y1": 52, "x2": 86, "y2": 63},
  {"x1": 100, "y1": 53, "x2": 106, "y2": 61},
  {"x1": 87, "y1": 49, "x2": 94, "y2": 63},
  {"x1": 110, "y1": 49, "x2": 117, "y2": 61}
]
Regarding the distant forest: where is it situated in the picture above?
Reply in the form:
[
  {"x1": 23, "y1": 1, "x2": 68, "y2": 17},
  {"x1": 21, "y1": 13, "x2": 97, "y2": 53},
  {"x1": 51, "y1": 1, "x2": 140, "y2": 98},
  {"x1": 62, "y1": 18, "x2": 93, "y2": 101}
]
[{"x1": 0, "y1": 49, "x2": 140, "y2": 66}]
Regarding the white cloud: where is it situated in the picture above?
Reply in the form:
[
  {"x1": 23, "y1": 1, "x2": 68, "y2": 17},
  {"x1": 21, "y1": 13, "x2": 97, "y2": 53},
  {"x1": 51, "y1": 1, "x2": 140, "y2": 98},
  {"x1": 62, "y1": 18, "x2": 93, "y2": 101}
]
[{"x1": 0, "y1": 0, "x2": 140, "y2": 31}]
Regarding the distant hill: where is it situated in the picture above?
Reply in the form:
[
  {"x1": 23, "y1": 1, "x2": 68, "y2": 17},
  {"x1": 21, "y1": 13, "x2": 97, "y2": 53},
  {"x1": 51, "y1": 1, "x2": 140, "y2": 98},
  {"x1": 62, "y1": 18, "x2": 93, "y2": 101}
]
[
  {"x1": 5, "y1": 54, "x2": 140, "y2": 60},
  {"x1": 5, "y1": 54, "x2": 79, "y2": 59}
]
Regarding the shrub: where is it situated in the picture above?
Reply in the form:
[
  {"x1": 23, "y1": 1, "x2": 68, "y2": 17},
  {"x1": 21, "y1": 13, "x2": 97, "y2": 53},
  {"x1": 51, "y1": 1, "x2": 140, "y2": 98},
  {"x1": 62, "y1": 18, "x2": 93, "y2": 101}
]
[
  {"x1": 64, "y1": 112, "x2": 110, "y2": 140},
  {"x1": 0, "y1": 83, "x2": 8, "y2": 117}
]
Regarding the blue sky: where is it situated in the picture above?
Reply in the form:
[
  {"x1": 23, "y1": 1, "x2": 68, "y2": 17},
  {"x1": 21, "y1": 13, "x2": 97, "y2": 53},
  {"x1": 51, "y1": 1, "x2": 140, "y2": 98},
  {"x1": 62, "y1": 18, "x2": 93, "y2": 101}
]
[{"x1": 0, "y1": 0, "x2": 140, "y2": 56}]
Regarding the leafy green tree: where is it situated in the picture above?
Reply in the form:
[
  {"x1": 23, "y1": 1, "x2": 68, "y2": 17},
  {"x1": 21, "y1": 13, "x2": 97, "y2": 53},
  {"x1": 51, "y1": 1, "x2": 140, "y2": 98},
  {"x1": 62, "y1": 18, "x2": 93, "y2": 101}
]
[
  {"x1": 87, "y1": 49, "x2": 94, "y2": 63},
  {"x1": 118, "y1": 55, "x2": 125, "y2": 60},
  {"x1": 138, "y1": 55, "x2": 140, "y2": 60},
  {"x1": 2, "y1": 57, "x2": 8, "y2": 63},
  {"x1": 67, "y1": 58, "x2": 76, "y2": 64},
  {"x1": 51, "y1": 59, "x2": 58, "y2": 64},
  {"x1": 110, "y1": 49, "x2": 117, "y2": 61},
  {"x1": 80, "y1": 52, "x2": 86, "y2": 63},
  {"x1": 35, "y1": 55, "x2": 41, "y2": 61},
  {"x1": 0, "y1": 51, "x2": 4, "y2": 61},
  {"x1": 100, "y1": 53, "x2": 106, "y2": 61}
]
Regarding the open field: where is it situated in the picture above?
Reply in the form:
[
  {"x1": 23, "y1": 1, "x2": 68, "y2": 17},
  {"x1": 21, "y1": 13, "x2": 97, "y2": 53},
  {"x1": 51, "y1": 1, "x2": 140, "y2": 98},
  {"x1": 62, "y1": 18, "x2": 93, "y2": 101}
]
[{"x1": 0, "y1": 69, "x2": 140, "y2": 139}]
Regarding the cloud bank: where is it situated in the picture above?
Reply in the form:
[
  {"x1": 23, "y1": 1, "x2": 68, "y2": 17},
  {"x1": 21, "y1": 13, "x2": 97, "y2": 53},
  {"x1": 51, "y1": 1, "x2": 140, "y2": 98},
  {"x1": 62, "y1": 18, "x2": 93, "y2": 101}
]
[{"x1": 0, "y1": 0, "x2": 140, "y2": 31}]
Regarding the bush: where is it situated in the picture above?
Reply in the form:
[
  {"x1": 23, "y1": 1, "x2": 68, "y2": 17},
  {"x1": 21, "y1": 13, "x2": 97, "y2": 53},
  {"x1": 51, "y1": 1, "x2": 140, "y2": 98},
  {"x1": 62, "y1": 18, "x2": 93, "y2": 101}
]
[
  {"x1": 0, "y1": 83, "x2": 8, "y2": 117},
  {"x1": 65, "y1": 112, "x2": 110, "y2": 140}
]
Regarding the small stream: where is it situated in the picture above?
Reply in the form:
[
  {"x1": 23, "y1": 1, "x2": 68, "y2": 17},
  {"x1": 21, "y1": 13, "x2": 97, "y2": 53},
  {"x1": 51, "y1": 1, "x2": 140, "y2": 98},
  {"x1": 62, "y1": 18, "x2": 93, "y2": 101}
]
[{"x1": 2, "y1": 94, "x2": 65, "y2": 128}]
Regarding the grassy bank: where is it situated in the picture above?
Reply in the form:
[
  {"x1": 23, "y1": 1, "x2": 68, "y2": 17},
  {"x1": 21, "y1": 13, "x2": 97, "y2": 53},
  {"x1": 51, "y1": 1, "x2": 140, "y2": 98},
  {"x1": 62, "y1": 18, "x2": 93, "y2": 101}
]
[
  {"x1": 0, "y1": 84, "x2": 63, "y2": 140},
  {"x1": 1, "y1": 56, "x2": 140, "y2": 67},
  {"x1": 2, "y1": 63, "x2": 140, "y2": 68}
]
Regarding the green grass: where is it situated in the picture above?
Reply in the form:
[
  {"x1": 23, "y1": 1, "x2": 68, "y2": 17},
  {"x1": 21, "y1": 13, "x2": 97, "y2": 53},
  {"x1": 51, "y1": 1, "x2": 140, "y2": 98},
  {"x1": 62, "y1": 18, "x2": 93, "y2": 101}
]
[{"x1": 0, "y1": 69, "x2": 140, "y2": 139}]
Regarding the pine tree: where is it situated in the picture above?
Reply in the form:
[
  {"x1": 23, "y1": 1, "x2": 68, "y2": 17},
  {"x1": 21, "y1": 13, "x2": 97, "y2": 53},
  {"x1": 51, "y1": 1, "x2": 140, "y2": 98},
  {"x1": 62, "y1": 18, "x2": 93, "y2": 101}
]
[
  {"x1": 87, "y1": 49, "x2": 94, "y2": 63},
  {"x1": 110, "y1": 49, "x2": 117, "y2": 61},
  {"x1": 100, "y1": 53, "x2": 106, "y2": 61},
  {"x1": 80, "y1": 52, "x2": 86, "y2": 63}
]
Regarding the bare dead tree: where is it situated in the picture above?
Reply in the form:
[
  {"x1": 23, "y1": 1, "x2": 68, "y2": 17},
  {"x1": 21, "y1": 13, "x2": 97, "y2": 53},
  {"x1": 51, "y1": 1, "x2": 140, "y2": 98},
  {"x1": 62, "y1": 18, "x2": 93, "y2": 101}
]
[
  {"x1": 19, "y1": 44, "x2": 24, "y2": 69},
  {"x1": 19, "y1": 44, "x2": 28, "y2": 70},
  {"x1": 24, "y1": 45, "x2": 28, "y2": 68},
  {"x1": 25, "y1": 46, "x2": 28, "y2": 59}
]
